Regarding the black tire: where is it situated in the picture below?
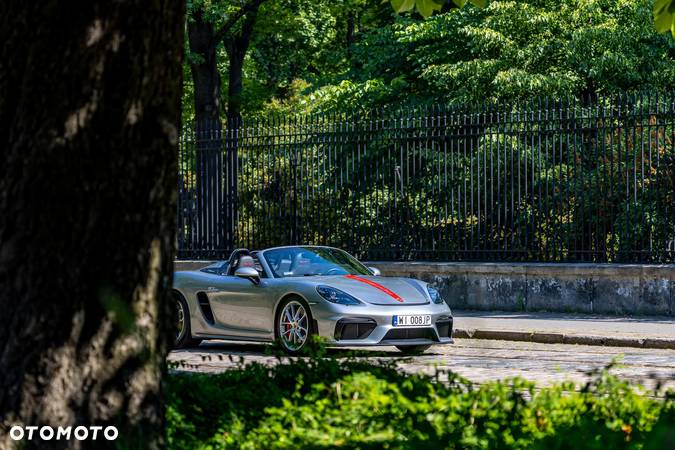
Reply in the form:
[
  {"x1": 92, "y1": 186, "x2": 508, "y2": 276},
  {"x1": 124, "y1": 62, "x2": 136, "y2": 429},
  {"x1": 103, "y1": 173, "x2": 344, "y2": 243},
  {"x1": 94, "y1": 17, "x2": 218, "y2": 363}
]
[
  {"x1": 173, "y1": 291, "x2": 202, "y2": 349},
  {"x1": 274, "y1": 296, "x2": 314, "y2": 355},
  {"x1": 396, "y1": 345, "x2": 431, "y2": 355}
]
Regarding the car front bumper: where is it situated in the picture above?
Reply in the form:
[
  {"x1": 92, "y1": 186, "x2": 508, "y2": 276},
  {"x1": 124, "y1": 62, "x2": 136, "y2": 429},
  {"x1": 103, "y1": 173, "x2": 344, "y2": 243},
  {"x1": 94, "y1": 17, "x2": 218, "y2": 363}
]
[{"x1": 311, "y1": 300, "x2": 453, "y2": 347}]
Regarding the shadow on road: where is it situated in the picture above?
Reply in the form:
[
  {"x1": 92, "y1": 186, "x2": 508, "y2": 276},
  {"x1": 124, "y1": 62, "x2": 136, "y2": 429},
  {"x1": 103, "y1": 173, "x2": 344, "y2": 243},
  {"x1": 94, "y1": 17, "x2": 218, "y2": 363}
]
[{"x1": 174, "y1": 340, "x2": 443, "y2": 358}]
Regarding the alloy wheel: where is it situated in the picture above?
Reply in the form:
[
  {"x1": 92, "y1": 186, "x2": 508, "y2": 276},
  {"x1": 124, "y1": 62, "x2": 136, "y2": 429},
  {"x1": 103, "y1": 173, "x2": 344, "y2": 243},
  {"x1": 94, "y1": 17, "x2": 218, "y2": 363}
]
[{"x1": 278, "y1": 300, "x2": 309, "y2": 351}]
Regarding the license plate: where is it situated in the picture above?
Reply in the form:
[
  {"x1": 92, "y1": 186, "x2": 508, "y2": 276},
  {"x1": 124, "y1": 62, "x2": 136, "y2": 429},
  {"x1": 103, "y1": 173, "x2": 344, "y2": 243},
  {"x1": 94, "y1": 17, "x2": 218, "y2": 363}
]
[{"x1": 392, "y1": 314, "x2": 431, "y2": 327}]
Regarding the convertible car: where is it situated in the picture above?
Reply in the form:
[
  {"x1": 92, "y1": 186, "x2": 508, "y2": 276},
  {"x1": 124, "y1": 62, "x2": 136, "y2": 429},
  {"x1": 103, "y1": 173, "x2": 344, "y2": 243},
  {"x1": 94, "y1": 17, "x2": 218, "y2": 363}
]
[{"x1": 172, "y1": 246, "x2": 453, "y2": 354}]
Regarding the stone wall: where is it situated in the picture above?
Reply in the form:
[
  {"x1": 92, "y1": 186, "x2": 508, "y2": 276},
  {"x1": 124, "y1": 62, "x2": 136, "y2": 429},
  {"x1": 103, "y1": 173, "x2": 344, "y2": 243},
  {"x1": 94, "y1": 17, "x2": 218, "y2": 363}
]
[
  {"x1": 369, "y1": 262, "x2": 674, "y2": 316},
  {"x1": 174, "y1": 260, "x2": 675, "y2": 316}
]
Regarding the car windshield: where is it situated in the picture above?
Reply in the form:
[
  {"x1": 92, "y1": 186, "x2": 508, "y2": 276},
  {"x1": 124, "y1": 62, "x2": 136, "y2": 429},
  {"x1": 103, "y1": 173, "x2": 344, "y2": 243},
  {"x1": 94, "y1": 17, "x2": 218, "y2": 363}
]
[{"x1": 262, "y1": 247, "x2": 372, "y2": 278}]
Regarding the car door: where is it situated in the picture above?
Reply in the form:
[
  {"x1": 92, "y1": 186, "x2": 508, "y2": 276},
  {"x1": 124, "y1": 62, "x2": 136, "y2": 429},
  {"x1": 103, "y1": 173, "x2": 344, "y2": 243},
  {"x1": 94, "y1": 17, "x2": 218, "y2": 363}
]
[{"x1": 207, "y1": 276, "x2": 275, "y2": 339}]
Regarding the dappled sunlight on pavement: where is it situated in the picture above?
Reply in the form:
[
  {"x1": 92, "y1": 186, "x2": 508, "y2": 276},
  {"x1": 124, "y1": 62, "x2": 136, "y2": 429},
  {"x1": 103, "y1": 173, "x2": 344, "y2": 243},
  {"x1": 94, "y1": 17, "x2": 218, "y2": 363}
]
[{"x1": 168, "y1": 338, "x2": 675, "y2": 393}]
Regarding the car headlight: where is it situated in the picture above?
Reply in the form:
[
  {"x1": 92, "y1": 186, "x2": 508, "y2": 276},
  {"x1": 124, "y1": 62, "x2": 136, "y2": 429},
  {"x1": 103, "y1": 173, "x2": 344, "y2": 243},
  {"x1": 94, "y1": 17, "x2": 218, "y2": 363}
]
[
  {"x1": 316, "y1": 286, "x2": 363, "y2": 305},
  {"x1": 427, "y1": 286, "x2": 444, "y2": 304}
]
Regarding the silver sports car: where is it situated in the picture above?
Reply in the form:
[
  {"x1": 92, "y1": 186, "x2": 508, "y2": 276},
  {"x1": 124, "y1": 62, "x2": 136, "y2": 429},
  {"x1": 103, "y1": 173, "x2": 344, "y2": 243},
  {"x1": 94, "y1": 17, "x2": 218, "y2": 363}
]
[{"x1": 172, "y1": 246, "x2": 453, "y2": 354}]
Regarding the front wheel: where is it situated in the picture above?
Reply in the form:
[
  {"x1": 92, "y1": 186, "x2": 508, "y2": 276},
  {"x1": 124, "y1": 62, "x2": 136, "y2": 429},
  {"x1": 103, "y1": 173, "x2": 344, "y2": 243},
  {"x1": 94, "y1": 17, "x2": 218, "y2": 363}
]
[
  {"x1": 396, "y1": 345, "x2": 431, "y2": 355},
  {"x1": 173, "y1": 292, "x2": 202, "y2": 349},
  {"x1": 275, "y1": 297, "x2": 313, "y2": 355}
]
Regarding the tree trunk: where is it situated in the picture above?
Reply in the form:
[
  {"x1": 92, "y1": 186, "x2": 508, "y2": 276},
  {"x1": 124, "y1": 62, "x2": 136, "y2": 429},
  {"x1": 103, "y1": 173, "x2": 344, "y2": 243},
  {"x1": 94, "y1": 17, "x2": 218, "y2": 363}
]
[
  {"x1": 221, "y1": 9, "x2": 260, "y2": 253},
  {"x1": 225, "y1": 9, "x2": 259, "y2": 124},
  {"x1": 346, "y1": 13, "x2": 355, "y2": 57},
  {"x1": 188, "y1": 8, "x2": 221, "y2": 123},
  {"x1": 187, "y1": 7, "x2": 226, "y2": 253},
  {"x1": 0, "y1": 1, "x2": 184, "y2": 449}
]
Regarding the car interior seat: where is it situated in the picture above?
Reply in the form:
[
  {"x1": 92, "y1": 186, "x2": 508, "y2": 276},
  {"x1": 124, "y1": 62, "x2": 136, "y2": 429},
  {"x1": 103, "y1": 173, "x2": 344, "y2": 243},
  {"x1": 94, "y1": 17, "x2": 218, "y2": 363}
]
[{"x1": 227, "y1": 248, "x2": 251, "y2": 275}]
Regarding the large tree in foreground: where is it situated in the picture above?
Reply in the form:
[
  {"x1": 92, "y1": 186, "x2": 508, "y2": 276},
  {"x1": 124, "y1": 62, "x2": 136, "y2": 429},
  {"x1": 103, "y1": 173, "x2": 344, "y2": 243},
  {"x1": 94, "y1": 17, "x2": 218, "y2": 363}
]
[{"x1": 0, "y1": 1, "x2": 184, "y2": 449}]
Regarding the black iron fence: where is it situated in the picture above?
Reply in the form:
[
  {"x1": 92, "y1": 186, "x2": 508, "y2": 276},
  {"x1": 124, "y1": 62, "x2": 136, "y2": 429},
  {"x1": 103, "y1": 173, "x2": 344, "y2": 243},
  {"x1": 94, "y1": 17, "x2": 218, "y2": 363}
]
[{"x1": 177, "y1": 94, "x2": 675, "y2": 263}]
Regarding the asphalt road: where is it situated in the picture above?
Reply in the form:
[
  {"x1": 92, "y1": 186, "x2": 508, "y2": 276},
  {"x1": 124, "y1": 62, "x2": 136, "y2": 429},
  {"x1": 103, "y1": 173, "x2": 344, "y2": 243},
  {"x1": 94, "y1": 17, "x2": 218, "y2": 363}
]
[{"x1": 169, "y1": 338, "x2": 675, "y2": 393}]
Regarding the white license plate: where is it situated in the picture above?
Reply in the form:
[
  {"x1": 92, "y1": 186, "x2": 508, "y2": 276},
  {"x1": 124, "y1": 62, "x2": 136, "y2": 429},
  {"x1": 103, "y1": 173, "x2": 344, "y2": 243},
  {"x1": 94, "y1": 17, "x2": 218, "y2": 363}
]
[{"x1": 392, "y1": 314, "x2": 431, "y2": 327}]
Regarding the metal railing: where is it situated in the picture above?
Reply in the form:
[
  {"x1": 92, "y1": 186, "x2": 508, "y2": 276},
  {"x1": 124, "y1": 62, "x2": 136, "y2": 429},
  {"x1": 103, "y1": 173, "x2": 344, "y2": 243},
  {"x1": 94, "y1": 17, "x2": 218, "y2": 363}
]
[{"x1": 177, "y1": 94, "x2": 675, "y2": 263}]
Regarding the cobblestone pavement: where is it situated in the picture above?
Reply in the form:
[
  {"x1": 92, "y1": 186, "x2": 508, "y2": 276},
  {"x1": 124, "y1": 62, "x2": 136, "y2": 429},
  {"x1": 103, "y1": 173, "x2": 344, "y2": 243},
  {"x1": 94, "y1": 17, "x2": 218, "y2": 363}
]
[{"x1": 169, "y1": 339, "x2": 675, "y2": 392}]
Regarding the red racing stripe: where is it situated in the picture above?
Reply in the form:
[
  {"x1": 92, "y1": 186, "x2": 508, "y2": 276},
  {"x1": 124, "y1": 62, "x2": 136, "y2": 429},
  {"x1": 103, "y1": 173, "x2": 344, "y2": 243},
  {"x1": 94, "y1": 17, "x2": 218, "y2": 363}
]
[{"x1": 345, "y1": 274, "x2": 403, "y2": 302}]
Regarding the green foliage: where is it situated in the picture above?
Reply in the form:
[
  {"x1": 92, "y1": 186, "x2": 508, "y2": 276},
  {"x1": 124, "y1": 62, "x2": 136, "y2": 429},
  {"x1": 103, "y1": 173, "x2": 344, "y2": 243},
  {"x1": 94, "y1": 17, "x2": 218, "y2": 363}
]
[
  {"x1": 393, "y1": 0, "x2": 675, "y2": 36},
  {"x1": 182, "y1": 0, "x2": 395, "y2": 120},
  {"x1": 241, "y1": 0, "x2": 339, "y2": 114},
  {"x1": 298, "y1": 0, "x2": 675, "y2": 113},
  {"x1": 181, "y1": 0, "x2": 675, "y2": 120},
  {"x1": 166, "y1": 356, "x2": 674, "y2": 449}
]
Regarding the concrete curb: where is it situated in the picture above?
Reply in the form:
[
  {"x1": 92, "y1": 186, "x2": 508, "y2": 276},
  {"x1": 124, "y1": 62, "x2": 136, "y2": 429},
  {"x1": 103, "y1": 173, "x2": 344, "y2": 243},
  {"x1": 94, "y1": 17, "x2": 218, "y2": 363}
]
[{"x1": 452, "y1": 328, "x2": 675, "y2": 350}]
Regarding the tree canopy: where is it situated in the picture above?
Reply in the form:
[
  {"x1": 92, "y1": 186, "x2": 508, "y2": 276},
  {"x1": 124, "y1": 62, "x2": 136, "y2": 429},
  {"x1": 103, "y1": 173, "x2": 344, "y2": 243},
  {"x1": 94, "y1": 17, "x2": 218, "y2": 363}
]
[
  {"x1": 391, "y1": 0, "x2": 675, "y2": 36},
  {"x1": 292, "y1": 0, "x2": 675, "y2": 113},
  {"x1": 181, "y1": 0, "x2": 675, "y2": 121}
]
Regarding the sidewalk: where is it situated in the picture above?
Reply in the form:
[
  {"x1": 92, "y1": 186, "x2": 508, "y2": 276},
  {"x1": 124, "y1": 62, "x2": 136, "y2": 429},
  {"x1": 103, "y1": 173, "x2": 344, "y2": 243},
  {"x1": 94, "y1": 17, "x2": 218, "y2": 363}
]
[{"x1": 452, "y1": 310, "x2": 675, "y2": 349}]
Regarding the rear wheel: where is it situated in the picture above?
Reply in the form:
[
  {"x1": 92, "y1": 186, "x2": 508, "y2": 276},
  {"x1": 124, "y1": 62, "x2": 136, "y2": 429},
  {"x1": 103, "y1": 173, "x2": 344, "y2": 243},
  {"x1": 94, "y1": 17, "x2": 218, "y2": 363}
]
[
  {"x1": 396, "y1": 345, "x2": 431, "y2": 355},
  {"x1": 173, "y1": 291, "x2": 202, "y2": 349},
  {"x1": 275, "y1": 297, "x2": 313, "y2": 355}
]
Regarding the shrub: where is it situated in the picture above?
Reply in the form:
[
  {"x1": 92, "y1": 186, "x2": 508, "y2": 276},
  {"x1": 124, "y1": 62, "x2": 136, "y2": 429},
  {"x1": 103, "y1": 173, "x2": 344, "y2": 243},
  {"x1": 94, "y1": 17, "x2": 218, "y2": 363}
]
[{"x1": 165, "y1": 357, "x2": 673, "y2": 449}]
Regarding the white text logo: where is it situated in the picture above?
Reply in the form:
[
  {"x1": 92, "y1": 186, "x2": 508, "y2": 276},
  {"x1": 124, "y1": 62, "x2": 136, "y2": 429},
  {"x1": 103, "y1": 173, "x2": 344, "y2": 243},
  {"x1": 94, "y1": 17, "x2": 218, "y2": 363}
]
[{"x1": 9, "y1": 426, "x2": 118, "y2": 441}]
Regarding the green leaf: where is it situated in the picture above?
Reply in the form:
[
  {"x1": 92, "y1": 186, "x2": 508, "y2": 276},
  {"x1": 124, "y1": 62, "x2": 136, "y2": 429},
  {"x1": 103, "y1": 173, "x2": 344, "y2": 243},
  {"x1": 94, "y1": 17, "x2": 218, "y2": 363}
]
[
  {"x1": 453, "y1": 0, "x2": 467, "y2": 7},
  {"x1": 654, "y1": 11, "x2": 673, "y2": 33},
  {"x1": 416, "y1": 0, "x2": 443, "y2": 18},
  {"x1": 471, "y1": 0, "x2": 489, "y2": 7},
  {"x1": 391, "y1": 0, "x2": 416, "y2": 13},
  {"x1": 653, "y1": 0, "x2": 670, "y2": 15}
]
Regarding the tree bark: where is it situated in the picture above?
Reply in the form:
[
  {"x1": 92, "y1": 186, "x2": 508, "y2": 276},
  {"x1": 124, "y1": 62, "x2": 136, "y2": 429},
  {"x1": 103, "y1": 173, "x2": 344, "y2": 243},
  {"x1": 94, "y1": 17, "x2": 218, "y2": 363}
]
[
  {"x1": 188, "y1": 8, "x2": 221, "y2": 123},
  {"x1": 0, "y1": 1, "x2": 184, "y2": 449},
  {"x1": 225, "y1": 9, "x2": 259, "y2": 123}
]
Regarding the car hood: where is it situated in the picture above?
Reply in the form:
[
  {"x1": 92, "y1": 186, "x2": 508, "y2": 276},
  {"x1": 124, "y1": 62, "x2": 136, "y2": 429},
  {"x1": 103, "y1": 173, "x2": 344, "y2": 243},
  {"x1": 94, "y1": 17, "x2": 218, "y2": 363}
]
[{"x1": 308, "y1": 275, "x2": 430, "y2": 305}]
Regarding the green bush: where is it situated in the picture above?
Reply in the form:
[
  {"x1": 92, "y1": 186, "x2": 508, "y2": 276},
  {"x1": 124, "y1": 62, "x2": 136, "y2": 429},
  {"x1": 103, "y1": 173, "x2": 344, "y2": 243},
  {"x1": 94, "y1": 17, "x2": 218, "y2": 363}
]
[{"x1": 165, "y1": 357, "x2": 674, "y2": 449}]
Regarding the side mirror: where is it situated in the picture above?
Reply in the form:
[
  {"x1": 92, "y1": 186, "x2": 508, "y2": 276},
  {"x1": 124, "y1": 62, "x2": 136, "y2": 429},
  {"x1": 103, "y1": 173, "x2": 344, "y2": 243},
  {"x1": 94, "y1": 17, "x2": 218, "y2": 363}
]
[
  {"x1": 368, "y1": 266, "x2": 381, "y2": 276},
  {"x1": 235, "y1": 267, "x2": 261, "y2": 285}
]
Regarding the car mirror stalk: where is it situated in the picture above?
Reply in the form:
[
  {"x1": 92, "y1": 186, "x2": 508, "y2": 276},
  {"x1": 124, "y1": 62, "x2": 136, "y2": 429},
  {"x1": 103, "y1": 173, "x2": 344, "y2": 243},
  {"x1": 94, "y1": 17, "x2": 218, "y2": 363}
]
[{"x1": 235, "y1": 267, "x2": 261, "y2": 285}]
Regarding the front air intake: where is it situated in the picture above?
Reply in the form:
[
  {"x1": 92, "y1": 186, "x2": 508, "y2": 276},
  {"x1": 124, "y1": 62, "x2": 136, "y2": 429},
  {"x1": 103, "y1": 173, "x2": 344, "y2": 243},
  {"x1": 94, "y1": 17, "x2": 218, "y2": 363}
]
[
  {"x1": 436, "y1": 316, "x2": 453, "y2": 338},
  {"x1": 334, "y1": 318, "x2": 377, "y2": 340},
  {"x1": 383, "y1": 328, "x2": 436, "y2": 341}
]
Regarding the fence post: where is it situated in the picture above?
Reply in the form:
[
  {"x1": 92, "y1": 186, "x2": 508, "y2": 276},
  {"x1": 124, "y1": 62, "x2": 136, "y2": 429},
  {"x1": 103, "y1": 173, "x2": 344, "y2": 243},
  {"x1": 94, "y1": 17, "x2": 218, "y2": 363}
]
[{"x1": 225, "y1": 115, "x2": 239, "y2": 254}]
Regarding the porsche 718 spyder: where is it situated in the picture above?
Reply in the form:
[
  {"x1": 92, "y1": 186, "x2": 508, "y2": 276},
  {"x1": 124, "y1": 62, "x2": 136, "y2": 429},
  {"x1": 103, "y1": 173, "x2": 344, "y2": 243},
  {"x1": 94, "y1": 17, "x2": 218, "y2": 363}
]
[{"x1": 172, "y1": 246, "x2": 453, "y2": 354}]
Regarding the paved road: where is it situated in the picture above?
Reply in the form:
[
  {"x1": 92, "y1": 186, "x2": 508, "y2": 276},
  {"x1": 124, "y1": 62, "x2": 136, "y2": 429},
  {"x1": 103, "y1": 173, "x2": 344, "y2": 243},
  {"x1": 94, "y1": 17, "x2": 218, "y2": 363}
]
[{"x1": 169, "y1": 339, "x2": 675, "y2": 393}]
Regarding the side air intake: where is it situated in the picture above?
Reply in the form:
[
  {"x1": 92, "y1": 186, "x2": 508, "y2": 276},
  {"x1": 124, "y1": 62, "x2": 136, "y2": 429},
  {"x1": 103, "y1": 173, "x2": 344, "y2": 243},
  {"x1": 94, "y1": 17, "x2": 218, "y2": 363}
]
[{"x1": 196, "y1": 292, "x2": 215, "y2": 325}]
